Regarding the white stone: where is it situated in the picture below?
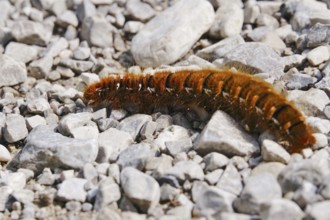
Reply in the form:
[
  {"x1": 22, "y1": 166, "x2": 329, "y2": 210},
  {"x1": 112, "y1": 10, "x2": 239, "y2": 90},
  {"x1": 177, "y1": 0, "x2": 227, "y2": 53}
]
[
  {"x1": 3, "y1": 114, "x2": 28, "y2": 143},
  {"x1": 209, "y1": 3, "x2": 243, "y2": 38},
  {"x1": 131, "y1": 0, "x2": 215, "y2": 67},
  {"x1": 26, "y1": 115, "x2": 47, "y2": 130},
  {"x1": 166, "y1": 161, "x2": 204, "y2": 181},
  {"x1": 194, "y1": 111, "x2": 259, "y2": 157},
  {"x1": 0, "y1": 144, "x2": 11, "y2": 162},
  {"x1": 121, "y1": 167, "x2": 160, "y2": 212},
  {"x1": 260, "y1": 199, "x2": 304, "y2": 220},
  {"x1": 0, "y1": 54, "x2": 27, "y2": 87},
  {"x1": 97, "y1": 128, "x2": 133, "y2": 163},
  {"x1": 307, "y1": 46, "x2": 330, "y2": 66},
  {"x1": 57, "y1": 178, "x2": 87, "y2": 202},
  {"x1": 261, "y1": 140, "x2": 291, "y2": 164},
  {"x1": 5, "y1": 42, "x2": 38, "y2": 64}
]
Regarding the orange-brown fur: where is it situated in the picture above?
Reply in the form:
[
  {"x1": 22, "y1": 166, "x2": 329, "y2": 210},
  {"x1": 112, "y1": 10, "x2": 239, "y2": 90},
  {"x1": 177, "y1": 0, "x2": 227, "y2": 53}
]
[{"x1": 84, "y1": 69, "x2": 315, "y2": 153}]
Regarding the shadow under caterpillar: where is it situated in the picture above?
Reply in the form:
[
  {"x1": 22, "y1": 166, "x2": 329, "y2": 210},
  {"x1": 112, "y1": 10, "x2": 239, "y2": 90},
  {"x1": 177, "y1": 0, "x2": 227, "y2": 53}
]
[{"x1": 83, "y1": 68, "x2": 316, "y2": 153}]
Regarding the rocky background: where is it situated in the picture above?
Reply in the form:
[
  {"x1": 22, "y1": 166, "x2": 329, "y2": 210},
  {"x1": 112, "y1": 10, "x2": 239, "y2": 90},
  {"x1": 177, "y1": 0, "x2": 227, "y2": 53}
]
[{"x1": 1, "y1": 0, "x2": 330, "y2": 219}]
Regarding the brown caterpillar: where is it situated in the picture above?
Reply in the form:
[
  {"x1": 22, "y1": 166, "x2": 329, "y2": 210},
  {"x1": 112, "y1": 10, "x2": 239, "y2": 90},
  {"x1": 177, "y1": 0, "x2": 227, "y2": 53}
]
[{"x1": 83, "y1": 68, "x2": 316, "y2": 153}]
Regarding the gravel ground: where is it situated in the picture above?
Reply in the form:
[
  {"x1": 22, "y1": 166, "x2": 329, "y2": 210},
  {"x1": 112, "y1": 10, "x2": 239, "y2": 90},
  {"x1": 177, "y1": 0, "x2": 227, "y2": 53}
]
[{"x1": 0, "y1": 0, "x2": 330, "y2": 219}]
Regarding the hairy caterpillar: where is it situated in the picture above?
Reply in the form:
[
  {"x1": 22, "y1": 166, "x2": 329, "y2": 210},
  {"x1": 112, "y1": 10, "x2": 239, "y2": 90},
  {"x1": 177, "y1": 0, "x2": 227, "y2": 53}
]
[{"x1": 83, "y1": 68, "x2": 315, "y2": 153}]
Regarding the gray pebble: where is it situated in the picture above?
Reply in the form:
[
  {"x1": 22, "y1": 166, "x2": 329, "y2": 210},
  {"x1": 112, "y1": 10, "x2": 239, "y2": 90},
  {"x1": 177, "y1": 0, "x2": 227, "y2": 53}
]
[
  {"x1": 26, "y1": 115, "x2": 47, "y2": 130},
  {"x1": 123, "y1": 21, "x2": 144, "y2": 33},
  {"x1": 154, "y1": 125, "x2": 190, "y2": 151},
  {"x1": 5, "y1": 42, "x2": 38, "y2": 64},
  {"x1": 77, "y1": 0, "x2": 96, "y2": 22},
  {"x1": 165, "y1": 138, "x2": 192, "y2": 157},
  {"x1": 194, "y1": 111, "x2": 259, "y2": 157},
  {"x1": 204, "y1": 169, "x2": 223, "y2": 185},
  {"x1": 209, "y1": 3, "x2": 243, "y2": 39},
  {"x1": 57, "y1": 178, "x2": 87, "y2": 202},
  {"x1": 261, "y1": 140, "x2": 291, "y2": 164},
  {"x1": 307, "y1": 117, "x2": 330, "y2": 134},
  {"x1": 57, "y1": 10, "x2": 79, "y2": 27},
  {"x1": 251, "y1": 162, "x2": 286, "y2": 178},
  {"x1": 306, "y1": 23, "x2": 330, "y2": 48},
  {"x1": 293, "y1": 181, "x2": 320, "y2": 208},
  {"x1": 0, "y1": 172, "x2": 26, "y2": 191},
  {"x1": 203, "y1": 152, "x2": 229, "y2": 172},
  {"x1": 71, "y1": 122, "x2": 99, "y2": 140},
  {"x1": 11, "y1": 20, "x2": 50, "y2": 46},
  {"x1": 58, "y1": 112, "x2": 93, "y2": 136},
  {"x1": 216, "y1": 163, "x2": 242, "y2": 196},
  {"x1": 307, "y1": 45, "x2": 330, "y2": 66},
  {"x1": 131, "y1": 0, "x2": 215, "y2": 67},
  {"x1": 145, "y1": 154, "x2": 173, "y2": 179},
  {"x1": 81, "y1": 14, "x2": 114, "y2": 48},
  {"x1": 11, "y1": 189, "x2": 34, "y2": 205},
  {"x1": 260, "y1": 198, "x2": 304, "y2": 220},
  {"x1": 234, "y1": 173, "x2": 282, "y2": 214},
  {"x1": 94, "y1": 177, "x2": 121, "y2": 211},
  {"x1": 28, "y1": 55, "x2": 53, "y2": 79},
  {"x1": 73, "y1": 46, "x2": 91, "y2": 60},
  {"x1": 160, "y1": 184, "x2": 180, "y2": 202},
  {"x1": 82, "y1": 202, "x2": 93, "y2": 212},
  {"x1": 59, "y1": 58, "x2": 94, "y2": 73},
  {"x1": 0, "y1": 54, "x2": 27, "y2": 87},
  {"x1": 121, "y1": 167, "x2": 160, "y2": 212},
  {"x1": 261, "y1": 32, "x2": 286, "y2": 52},
  {"x1": 83, "y1": 163, "x2": 98, "y2": 181},
  {"x1": 278, "y1": 158, "x2": 330, "y2": 193},
  {"x1": 0, "y1": 144, "x2": 11, "y2": 162},
  {"x1": 285, "y1": 72, "x2": 316, "y2": 90},
  {"x1": 3, "y1": 114, "x2": 28, "y2": 143},
  {"x1": 41, "y1": 37, "x2": 68, "y2": 58},
  {"x1": 37, "y1": 168, "x2": 55, "y2": 185},
  {"x1": 65, "y1": 201, "x2": 82, "y2": 212},
  {"x1": 10, "y1": 125, "x2": 98, "y2": 173},
  {"x1": 27, "y1": 98, "x2": 51, "y2": 114},
  {"x1": 0, "y1": 186, "x2": 13, "y2": 212},
  {"x1": 197, "y1": 35, "x2": 245, "y2": 61},
  {"x1": 193, "y1": 185, "x2": 235, "y2": 218},
  {"x1": 126, "y1": 0, "x2": 156, "y2": 22},
  {"x1": 287, "y1": 88, "x2": 330, "y2": 117},
  {"x1": 305, "y1": 201, "x2": 330, "y2": 220},
  {"x1": 97, "y1": 128, "x2": 133, "y2": 163},
  {"x1": 117, "y1": 143, "x2": 157, "y2": 170},
  {"x1": 117, "y1": 114, "x2": 152, "y2": 140},
  {"x1": 166, "y1": 161, "x2": 204, "y2": 182},
  {"x1": 224, "y1": 42, "x2": 285, "y2": 79}
]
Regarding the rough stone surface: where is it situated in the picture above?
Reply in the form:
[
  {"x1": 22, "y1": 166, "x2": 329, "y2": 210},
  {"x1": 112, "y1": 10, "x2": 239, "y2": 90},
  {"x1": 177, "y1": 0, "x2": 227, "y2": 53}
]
[
  {"x1": 234, "y1": 173, "x2": 282, "y2": 214},
  {"x1": 57, "y1": 178, "x2": 87, "y2": 202},
  {"x1": 9, "y1": 125, "x2": 98, "y2": 173},
  {"x1": 81, "y1": 14, "x2": 114, "y2": 48},
  {"x1": 278, "y1": 158, "x2": 330, "y2": 193},
  {"x1": 94, "y1": 177, "x2": 121, "y2": 211},
  {"x1": 97, "y1": 128, "x2": 133, "y2": 163},
  {"x1": 223, "y1": 42, "x2": 285, "y2": 78},
  {"x1": 5, "y1": 42, "x2": 38, "y2": 64},
  {"x1": 166, "y1": 161, "x2": 204, "y2": 182},
  {"x1": 121, "y1": 167, "x2": 160, "y2": 212},
  {"x1": 209, "y1": 4, "x2": 243, "y2": 39},
  {"x1": 3, "y1": 114, "x2": 28, "y2": 143},
  {"x1": 0, "y1": 54, "x2": 27, "y2": 87},
  {"x1": 131, "y1": 0, "x2": 215, "y2": 67},
  {"x1": 194, "y1": 111, "x2": 259, "y2": 157},
  {"x1": 261, "y1": 140, "x2": 291, "y2": 164},
  {"x1": 11, "y1": 20, "x2": 50, "y2": 46},
  {"x1": 260, "y1": 199, "x2": 304, "y2": 220}
]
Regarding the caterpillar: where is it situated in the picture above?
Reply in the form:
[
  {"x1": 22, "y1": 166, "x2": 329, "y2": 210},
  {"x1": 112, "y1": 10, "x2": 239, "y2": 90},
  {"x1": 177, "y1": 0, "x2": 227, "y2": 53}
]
[{"x1": 83, "y1": 68, "x2": 316, "y2": 153}]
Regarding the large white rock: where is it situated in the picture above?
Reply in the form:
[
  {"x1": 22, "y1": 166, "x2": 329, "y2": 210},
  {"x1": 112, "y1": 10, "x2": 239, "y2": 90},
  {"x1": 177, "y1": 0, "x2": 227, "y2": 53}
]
[{"x1": 131, "y1": 0, "x2": 215, "y2": 67}]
